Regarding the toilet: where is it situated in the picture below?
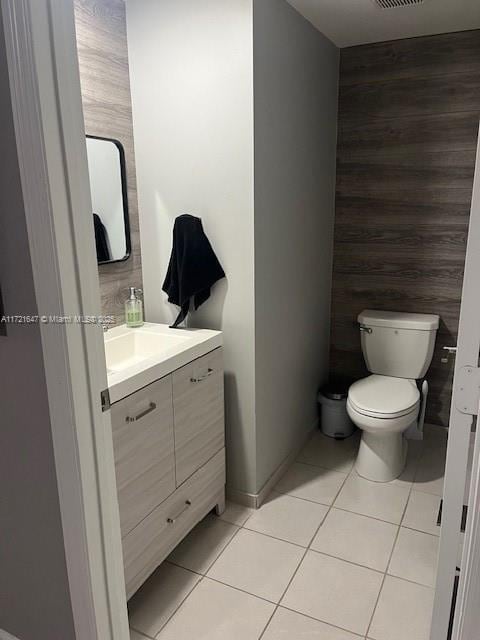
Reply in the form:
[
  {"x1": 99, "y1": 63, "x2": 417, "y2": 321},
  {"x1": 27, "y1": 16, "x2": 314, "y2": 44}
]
[{"x1": 347, "y1": 310, "x2": 439, "y2": 482}]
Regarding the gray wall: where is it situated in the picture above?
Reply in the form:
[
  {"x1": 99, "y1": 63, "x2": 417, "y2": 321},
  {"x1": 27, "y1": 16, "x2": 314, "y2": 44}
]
[
  {"x1": 253, "y1": 0, "x2": 339, "y2": 490},
  {"x1": 0, "y1": 12, "x2": 75, "y2": 640},
  {"x1": 74, "y1": 0, "x2": 143, "y2": 324},
  {"x1": 331, "y1": 30, "x2": 480, "y2": 428},
  {"x1": 125, "y1": 0, "x2": 257, "y2": 494}
]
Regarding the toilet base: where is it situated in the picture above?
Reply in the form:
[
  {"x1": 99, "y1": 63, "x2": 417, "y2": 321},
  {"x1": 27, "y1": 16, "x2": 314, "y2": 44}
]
[{"x1": 355, "y1": 431, "x2": 408, "y2": 482}]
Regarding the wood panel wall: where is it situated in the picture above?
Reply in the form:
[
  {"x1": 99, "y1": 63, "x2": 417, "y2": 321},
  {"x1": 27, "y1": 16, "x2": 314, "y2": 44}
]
[
  {"x1": 74, "y1": 0, "x2": 142, "y2": 323},
  {"x1": 331, "y1": 30, "x2": 480, "y2": 427}
]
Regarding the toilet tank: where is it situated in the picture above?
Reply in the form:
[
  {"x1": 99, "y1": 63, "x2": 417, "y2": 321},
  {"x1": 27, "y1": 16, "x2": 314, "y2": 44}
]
[{"x1": 358, "y1": 310, "x2": 440, "y2": 379}]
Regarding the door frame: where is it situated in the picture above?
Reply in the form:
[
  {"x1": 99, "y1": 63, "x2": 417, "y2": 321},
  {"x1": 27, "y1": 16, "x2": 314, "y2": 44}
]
[
  {"x1": 4, "y1": 1, "x2": 480, "y2": 639},
  {"x1": 431, "y1": 127, "x2": 480, "y2": 640},
  {"x1": 1, "y1": 0, "x2": 129, "y2": 638}
]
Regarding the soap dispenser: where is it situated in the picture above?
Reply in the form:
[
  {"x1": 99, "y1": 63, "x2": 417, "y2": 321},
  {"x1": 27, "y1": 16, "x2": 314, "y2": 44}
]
[{"x1": 125, "y1": 287, "x2": 144, "y2": 328}]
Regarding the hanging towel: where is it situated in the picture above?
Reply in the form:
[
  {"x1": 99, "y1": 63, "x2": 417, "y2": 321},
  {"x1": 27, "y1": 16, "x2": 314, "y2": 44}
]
[
  {"x1": 162, "y1": 214, "x2": 225, "y2": 328},
  {"x1": 93, "y1": 213, "x2": 110, "y2": 262}
]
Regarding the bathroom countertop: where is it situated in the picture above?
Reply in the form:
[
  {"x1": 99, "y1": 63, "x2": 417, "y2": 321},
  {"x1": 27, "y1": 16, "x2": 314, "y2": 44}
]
[{"x1": 105, "y1": 322, "x2": 222, "y2": 403}]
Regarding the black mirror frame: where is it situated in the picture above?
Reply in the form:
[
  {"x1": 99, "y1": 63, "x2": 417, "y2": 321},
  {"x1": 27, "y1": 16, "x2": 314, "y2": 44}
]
[{"x1": 86, "y1": 134, "x2": 132, "y2": 265}]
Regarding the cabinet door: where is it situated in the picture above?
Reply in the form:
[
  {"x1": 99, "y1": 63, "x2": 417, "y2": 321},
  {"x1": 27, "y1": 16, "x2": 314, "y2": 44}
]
[
  {"x1": 123, "y1": 448, "x2": 225, "y2": 598},
  {"x1": 173, "y1": 348, "x2": 224, "y2": 485},
  {"x1": 111, "y1": 375, "x2": 175, "y2": 537}
]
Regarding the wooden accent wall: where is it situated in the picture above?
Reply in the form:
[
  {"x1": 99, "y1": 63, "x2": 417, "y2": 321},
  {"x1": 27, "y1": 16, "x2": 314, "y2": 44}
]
[
  {"x1": 331, "y1": 30, "x2": 480, "y2": 427},
  {"x1": 74, "y1": 0, "x2": 142, "y2": 323}
]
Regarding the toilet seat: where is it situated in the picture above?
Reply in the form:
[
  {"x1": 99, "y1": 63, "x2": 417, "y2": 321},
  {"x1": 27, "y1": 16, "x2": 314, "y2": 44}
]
[{"x1": 348, "y1": 375, "x2": 420, "y2": 419}]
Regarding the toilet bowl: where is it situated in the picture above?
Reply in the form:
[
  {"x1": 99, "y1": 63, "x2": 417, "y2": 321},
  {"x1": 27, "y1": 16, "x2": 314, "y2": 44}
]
[
  {"x1": 347, "y1": 375, "x2": 420, "y2": 482},
  {"x1": 347, "y1": 310, "x2": 439, "y2": 483}
]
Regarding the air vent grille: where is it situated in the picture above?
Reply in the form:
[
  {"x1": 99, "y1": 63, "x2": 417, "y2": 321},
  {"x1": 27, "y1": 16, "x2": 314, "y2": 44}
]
[{"x1": 373, "y1": 0, "x2": 424, "y2": 8}]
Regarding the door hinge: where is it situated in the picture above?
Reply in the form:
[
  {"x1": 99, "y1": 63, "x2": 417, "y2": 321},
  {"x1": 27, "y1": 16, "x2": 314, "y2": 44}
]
[
  {"x1": 455, "y1": 366, "x2": 480, "y2": 415},
  {"x1": 101, "y1": 388, "x2": 111, "y2": 412}
]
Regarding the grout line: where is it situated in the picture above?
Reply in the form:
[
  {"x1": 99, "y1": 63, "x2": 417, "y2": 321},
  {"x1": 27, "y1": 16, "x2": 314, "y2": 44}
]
[
  {"x1": 202, "y1": 574, "x2": 278, "y2": 606},
  {"x1": 155, "y1": 523, "x2": 245, "y2": 634},
  {"x1": 257, "y1": 463, "x2": 352, "y2": 640},
  {"x1": 364, "y1": 464, "x2": 417, "y2": 639},
  {"x1": 240, "y1": 524, "x2": 311, "y2": 549},
  {"x1": 131, "y1": 440, "x2": 445, "y2": 638},
  {"x1": 271, "y1": 489, "x2": 338, "y2": 508},
  {"x1": 306, "y1": 547, "x2": 390, "y2": 577},
  {"x1": 278, "y1": 604, "x2": 366, "y2": 639},
  {"x1": 385, "y1": 571, "x2": 437, "y2": 591},
  {"x1": 295, "y1": 458, "x2": 356, "y2": 473},
  {"x1": 332, "y1": 504, "x2": 407, "y2": 527},
  {"x1": 401, "y1": 523, "x2": 440, "y2": 537}
]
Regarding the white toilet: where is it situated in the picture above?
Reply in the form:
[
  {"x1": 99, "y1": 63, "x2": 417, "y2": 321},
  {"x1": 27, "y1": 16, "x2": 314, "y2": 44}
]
[{"x1": 347, "y1": 310, "x2": 439, "y2": 482}]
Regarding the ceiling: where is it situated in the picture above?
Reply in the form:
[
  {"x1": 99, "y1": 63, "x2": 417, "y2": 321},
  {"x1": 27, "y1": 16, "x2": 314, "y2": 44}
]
[{"x1": 286, "y1": 0, "x2": 480, "y2": 48}]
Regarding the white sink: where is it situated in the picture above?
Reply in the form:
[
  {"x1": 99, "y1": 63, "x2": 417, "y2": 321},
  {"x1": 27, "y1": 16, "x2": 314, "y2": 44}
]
[
  {"x1": 104, "y1": 323, "x2": 222, "y2": 403},
  {"x1": 105, "y1": 327, "x2": 190, "y2": 373}
]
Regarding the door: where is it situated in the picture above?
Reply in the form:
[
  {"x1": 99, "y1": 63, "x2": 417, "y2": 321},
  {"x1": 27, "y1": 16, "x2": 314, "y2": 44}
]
[
  {"x1": 1, "y1": 1, "x2": 130, "y2": 638},
  {"x1": 430, "y1": 125, "x2": 480, "y2": 640}
]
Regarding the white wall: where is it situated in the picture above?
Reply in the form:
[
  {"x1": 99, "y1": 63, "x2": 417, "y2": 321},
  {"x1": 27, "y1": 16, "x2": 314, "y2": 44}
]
[
  {"x1": 253, "y1": 0, "x2": 339, "y2": 490},
  {"x1": 0, "y1": 11, "x2": 75, "y2": 639},
  {"x1": 126, "y1": 0, "x2": 338, "y2": 497},
  {"x1": 125, "y1": 0, "x2": 257, "y2": 493}
]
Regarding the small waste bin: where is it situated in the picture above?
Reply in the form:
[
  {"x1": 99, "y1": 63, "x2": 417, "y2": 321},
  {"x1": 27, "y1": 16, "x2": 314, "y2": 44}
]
[{"x1": 318, "y1": 381, "x2": 355, "y2": 440}]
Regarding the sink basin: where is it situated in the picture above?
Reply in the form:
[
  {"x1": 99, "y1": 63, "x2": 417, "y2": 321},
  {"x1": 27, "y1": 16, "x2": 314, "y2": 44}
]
[
  {"x1": 104, "y1": 323, "x2": 222, "y2": 403},
  {"x1": 105, "y1": 327, "x2": 189, "y2": 373}
]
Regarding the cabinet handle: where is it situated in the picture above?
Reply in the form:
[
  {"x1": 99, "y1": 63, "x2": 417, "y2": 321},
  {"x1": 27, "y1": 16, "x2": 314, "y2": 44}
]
[
  {"x1": 190, "y1": 368, "x2": 214, "y2": 383},
  {"x1": 125, "y1": 401, "x2": 157, "y2": 423},
  {"x1": 167, "y1": 500, "x2": 192, "y2": 524}
]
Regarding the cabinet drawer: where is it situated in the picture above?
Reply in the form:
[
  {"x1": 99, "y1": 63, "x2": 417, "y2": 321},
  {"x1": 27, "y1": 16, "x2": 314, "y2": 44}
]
[
  {"x1": 112, "y1": 375, "x2": 175, "y2": 537},
  {"x1": 173, "y1": 348, "x2": 224, "y2": 485},
  {"x1": 123, "y1": 448, "x2": 225, "y2": 598}
]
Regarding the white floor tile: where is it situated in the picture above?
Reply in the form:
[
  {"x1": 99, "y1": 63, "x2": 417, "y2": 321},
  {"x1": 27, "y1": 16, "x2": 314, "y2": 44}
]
[
  {"x1": 218, "y1": 500, "x2": 254, "y2": 526},
  {"x1": 413, "y1": 446, "x2": 446, "y2": 496},
  {"x1": 245, "y1": 492, "x2": 328, "y2": 546},
  {"x1": 262, "y1": 607, "x2": 360, "y2": 640},
  {"x1": 297, "y1": 430, "x2": 360, "y2": 473},
  {"x1": 334, "y1": 474, "x2": 410, "y2": 524},
  {"x1": 275, "y1": 462, "x2": 347, "y2": 506},
  {"x1": 207, "y1": 528, "x2": 304, "y2": 603},
  {"x1": 128, "y1": 562, "x2": 201, "y2": 637},
  {"x1": 368, "y1": 575, "x2": 434, "y2": 640},
  {"x1": 388, "y1": 527, "x2": 439, "y2": 587},
  {"x1": 156, "y1": 577, "x2": 275, "y2": 640},
  {"x1": 311, "y1": 508, "x2": 398, "y2": 572},
  {"x1": 402, "y1": 491, "x2": 442, "y2": 536},
  {"x1": 281, "y1": 550, "x2": 383, "y2": 636},
  {"x1": 167, "y1": 515, "x2": 238, "y2": 574},
  {"x1": 130, "y1": 630, "x2": 149, "y2": 640}
]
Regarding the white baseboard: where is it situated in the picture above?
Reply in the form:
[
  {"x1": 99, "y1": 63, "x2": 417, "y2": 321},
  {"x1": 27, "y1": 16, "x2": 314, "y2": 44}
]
[{"x1": 226, "y1": 421, "x2": 317, "y2": 510}]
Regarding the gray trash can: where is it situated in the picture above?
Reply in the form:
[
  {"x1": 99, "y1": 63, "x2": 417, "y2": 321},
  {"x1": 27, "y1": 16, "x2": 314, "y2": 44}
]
[{"x1": 318, "y1": 382, "x2": 355, "y2": 440}]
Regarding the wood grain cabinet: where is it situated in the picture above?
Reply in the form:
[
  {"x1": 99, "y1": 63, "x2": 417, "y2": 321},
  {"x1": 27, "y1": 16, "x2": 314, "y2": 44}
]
[
  {"x1": 173, "y1": 348, "x2": 224, "y2": 485},
  {"x1": 111, "y1": 347, "x2": 225, "y2": 598},
  {"x1": 111, "y1": 376, "x2": 176, "y2": 538}
]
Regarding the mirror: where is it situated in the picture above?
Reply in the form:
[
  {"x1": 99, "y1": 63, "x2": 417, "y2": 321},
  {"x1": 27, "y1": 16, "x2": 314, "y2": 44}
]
[{"x1": 86, "y1": 135, "x2": 131, "y2": 264}]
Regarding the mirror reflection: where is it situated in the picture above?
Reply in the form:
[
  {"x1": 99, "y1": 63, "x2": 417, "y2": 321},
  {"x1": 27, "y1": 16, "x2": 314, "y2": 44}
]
[{"x1": 86, "y1": 135, "x2": 131, "y2": 264}]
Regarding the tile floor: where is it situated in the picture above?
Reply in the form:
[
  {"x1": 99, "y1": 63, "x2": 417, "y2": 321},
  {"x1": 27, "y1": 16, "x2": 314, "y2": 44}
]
[{"x1": 128, "y1": 425, "x2": 447, "y2": 640}]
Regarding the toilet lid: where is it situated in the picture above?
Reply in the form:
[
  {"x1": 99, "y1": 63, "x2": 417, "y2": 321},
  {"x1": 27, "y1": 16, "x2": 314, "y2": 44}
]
[{"x1": 348, "y1": 375, "x2": 420, "y2": 418}]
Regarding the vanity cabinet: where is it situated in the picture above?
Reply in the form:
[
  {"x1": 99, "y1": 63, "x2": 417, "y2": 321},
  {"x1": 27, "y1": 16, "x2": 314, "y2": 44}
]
[{"x1": 111, "y1": 347, "x2": 225, "y2": 598}]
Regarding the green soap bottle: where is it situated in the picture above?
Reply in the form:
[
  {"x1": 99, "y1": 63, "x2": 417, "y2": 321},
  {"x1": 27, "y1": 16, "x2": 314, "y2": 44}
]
[{"x1": 125, "y1": 287, "x2": 144, "y2": 328}]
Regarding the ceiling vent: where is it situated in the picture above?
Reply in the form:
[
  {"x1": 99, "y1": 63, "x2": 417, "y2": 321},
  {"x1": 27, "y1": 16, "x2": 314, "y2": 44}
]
[{"x1": 372, "y1": 0, "x2": 424, "y2": 8}]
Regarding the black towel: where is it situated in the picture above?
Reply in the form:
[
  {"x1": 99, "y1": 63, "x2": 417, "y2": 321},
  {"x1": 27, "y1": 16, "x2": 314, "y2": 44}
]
[
  {"x1": 162, "y1": 214, "x2": 225, "y2": 328},
  {"x1": 93, "y1": 213, "x2": 110, "y2": 262}
]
